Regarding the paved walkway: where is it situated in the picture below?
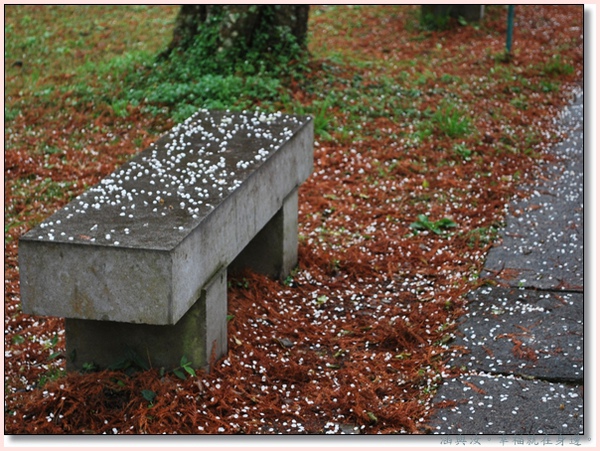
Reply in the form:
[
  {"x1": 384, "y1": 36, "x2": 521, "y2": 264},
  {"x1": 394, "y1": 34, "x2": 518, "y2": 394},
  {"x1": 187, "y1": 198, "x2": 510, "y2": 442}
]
[{"x1": 427, "y1": 88, "x2": 584, "y2": 436}]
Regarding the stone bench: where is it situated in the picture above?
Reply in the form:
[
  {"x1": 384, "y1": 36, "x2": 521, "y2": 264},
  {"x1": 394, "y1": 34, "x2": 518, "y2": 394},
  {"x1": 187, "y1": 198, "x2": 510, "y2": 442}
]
[{"x1": 19, "y1": 109, "x2": 313, "y2": 372}]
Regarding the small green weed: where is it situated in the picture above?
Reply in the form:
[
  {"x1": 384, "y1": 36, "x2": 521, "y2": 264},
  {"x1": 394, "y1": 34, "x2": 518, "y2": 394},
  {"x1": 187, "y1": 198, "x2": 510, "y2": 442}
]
[
  {"x1": 81, "y1": 362, "x2": 98, "y2": 373},
  {"x1": 37, "y1": 367, "x2": 66, "y2": 388},
  {"x1": 537, "y1": 80, "x2": 559, "y2": 92},
  {"x1": 465, "y1": 226, "x2": 498, "y2": 248},
  {"x1": 42, "y1": 334, "x2": 62, "y2": 361},
  {"x1": 416, "y1": 70, "x2": 436, "y2": 86},
  {"x1": 366, "y1": 411, "x2": 378, "y2": 423},
  {"x1": 510, "y1": 94, "x2": 528, "y2": 110},
  {"x1": 230, "y1": 277, "x2": 249, "y2": 289},
  {"x1": 141, "y1": 389, "x2": 157, "y2": 407},
  {"x1": 172, "y1": 355, "x2": 196, "y2": 380},
  {"x1": 541, "y1": 55, "x2": 574, "y2": 76},
  {"x1": 410, "y1": 214, "x2": 457, "y2": 235},
  {"x1": 5, "y1": 106, "x2": 21, "y2": 122},
  {"x1": 439, "y1": 73, "x2": 461, "y2": 84},
  {"x1": 38, "y1": 144, "x2": 63, "y2": 156},
  {"x1": 111, "y1": 99, "x2": 130, "y2": 118},
  {"x1": 420, "y1": 11, "x2": 450, "y2": 31},
  {"x1": 108, "y1": 347, "x2": 150, "y2": 374},
  {"x1": 453, "y1": 143, "x2": 472, "y2": 161},
  {"x1": 282, "y1": 268, "x2": 299, "y2": 287},
  {"x1": 289, "y1": 94, "x2": 335, "y2": 140},
  {"x1": 457, "y1": 15, "x2": 469, "y2": 26},
  {"x1": 430, "y1": 101, "x2": 474, "y2": 139},
  {"x1": 11, "y1": 335, "x2": 25, "y2": 345},
  {"x1": 491, "y1": 50, "x2": 512, "y2": 64}
]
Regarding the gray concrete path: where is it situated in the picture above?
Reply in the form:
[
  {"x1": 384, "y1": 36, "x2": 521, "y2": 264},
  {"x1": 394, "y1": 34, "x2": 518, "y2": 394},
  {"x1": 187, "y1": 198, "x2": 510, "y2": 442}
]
[{"x1": 427, "y1": 88, "x2": 584, "y2": 436}]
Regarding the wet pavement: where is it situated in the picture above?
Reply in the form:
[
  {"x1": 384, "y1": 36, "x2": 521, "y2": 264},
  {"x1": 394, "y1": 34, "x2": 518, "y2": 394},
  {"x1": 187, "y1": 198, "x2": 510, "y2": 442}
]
[{"x1": 427, "y1": 88, "x2": 585, "y2": 436}]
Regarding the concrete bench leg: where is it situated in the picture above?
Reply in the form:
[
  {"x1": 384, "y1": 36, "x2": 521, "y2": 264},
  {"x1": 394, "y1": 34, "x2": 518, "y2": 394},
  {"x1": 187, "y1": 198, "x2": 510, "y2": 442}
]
[
  {"x1": 231, "y1": 188, "x2": 299, "y2": 279},
  {"x1": 65, "y1": 268, "x2": 227, "y2": 372}
]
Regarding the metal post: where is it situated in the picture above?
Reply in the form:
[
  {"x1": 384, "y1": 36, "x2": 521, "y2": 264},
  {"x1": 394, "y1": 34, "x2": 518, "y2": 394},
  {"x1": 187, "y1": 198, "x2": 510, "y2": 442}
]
[{"x1": 506, "y1": 5, "x2": 515, "y2": 54}]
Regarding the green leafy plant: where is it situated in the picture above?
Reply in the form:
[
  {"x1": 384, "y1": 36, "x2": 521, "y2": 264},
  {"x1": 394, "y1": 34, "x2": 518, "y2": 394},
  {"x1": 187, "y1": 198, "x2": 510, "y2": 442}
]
[
  {"x1": 311, "y1": 96, "x2": 335, "y2": 140},
  {"x1": 11, "y1": 334, "x2": 25, "y2": 345},
  {"x1": 420, "y1": 11, "x2": 450, "y2": 31},
  {"x1": 366, "y1": 411, "x2": 378, "y2": 423},
  {"x1": 37, "y1": 367, "x2": 66, "y2": 388},
  {"x1": 141, "y1": 389, "x2": 157, "y2": 406},
  {"x1": 81, "y1": 362, "x2": 98, "y2": 373},
  {"x1": 172, "y1": 355, "x2": 196, "y2": 380},
  {"x1": 410, "y1": 214, "x2": 457, "y2": 235},
  {"x1": 41, "y1": 334, "x2": 62, "y2": 361},
  {"x1": 453, "y1": 143, "x2": 473, "y2": 161},
  {"x1": 286, "y1": 94, "x2": 335, "y2": 140},
  {"x1": 430, "y1": 101, "x2": 474, "y2": 138},
  {"x1": 537, "y1": 80, "x2": 559, "y2": 92},
  {"x1": 111, "y1": 99, "x2": 130, "y2": 118},
  {"x1": 439, "y1": 73, "x2": 461, "y2": 84},
  {"x1": 510, "y1": 94, "x2": 528, "y2": 110},
  {"x1": 107, "y1": 347, "x2": 150, "y2": 375},
  {"x1": 42, "y1": 334, "x2": 58, "y2": 350},
  {"x1": 465, "y1": 226, "x2": 498, "y2": 248},
  {"x1": 541, "y1": 55, "x2": 574, "y2": 76},
  {"x1": 229, "y1": 277, "x2": 249, "y2": 290}
]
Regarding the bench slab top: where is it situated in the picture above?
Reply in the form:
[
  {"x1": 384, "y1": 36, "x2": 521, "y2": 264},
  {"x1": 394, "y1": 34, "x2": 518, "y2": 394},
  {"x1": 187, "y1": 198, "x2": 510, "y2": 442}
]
[{"x1": 21, "y1": 110, "x2": 312, "y2": 251}]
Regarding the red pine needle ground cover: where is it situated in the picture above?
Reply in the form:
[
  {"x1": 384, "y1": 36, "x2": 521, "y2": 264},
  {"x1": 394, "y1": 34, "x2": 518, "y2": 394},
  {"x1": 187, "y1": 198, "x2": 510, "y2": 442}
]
[{"x1": 4, "y1": 5, "x2": 583, "y2": 434}]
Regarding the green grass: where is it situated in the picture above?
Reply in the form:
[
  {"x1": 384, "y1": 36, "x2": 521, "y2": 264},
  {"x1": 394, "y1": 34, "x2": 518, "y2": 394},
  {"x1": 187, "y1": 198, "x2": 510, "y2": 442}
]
[
  {"x1": 464, "y1": 226, "x2": 499, "y2": 249},
  {"x1": 4, "y1": 5, "x2": 177, "y2": 101},
  {"x1": 282, "y1": 94, "x2": 335, "y2": 140},
  {"x1": 541, "y1": 55, "x2": 575, "y2": 76},
  {"x1": 294, "y1": 69, "x2": 427, "y2": 141},
  {"x1": 414, "y1": 100, "x2": 475, "y2": 141},
  {"x1": 430, "y1": 102, "x2": 474, "y2": 138},
  {"x1": 537, "y1": 80, "x2": 560, "y2": 93},
  {"x1": 410, "y1": 214, "x2": 457, "y2": 235},
  {"x1": 36, "y1": 367, "x2": 66, "y2": 388},
  {"x1": 510, "y1": 94, "x2": 529, "y2": 110},
  {"x1": 453, "y1": 143, "x2": 473, "y2": 161},
  {"x1": 5, "y1": 5, "x2": 312, "y2": 126},
  {"x1": 4, "y1": 5, "x2": 478, "y2": 146}
]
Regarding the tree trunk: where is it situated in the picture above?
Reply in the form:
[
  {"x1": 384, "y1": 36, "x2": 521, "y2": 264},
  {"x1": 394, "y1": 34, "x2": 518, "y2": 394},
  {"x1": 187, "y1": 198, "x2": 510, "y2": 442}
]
[{"x1": 162, "y1": 5, "x2": 310, "y2": 59}]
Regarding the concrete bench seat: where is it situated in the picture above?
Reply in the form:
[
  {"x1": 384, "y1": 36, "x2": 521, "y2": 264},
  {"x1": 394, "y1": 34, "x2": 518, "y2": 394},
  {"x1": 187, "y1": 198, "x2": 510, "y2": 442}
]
[{"x1": 19, "y1": 109, "x2": 313, "y2": 371}]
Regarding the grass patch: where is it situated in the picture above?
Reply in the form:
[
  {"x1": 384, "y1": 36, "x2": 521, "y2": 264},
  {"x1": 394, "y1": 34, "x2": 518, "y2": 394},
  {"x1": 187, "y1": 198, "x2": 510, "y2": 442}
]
[
  {"x1": 417, "y1": 100, "x2": 475, "y2": 140},
  {"x1": 4, "y1": 5, "x2": 177, "y2": 101},
  {"x1": 541, "y1": 55, "x2": 575, "y2": 76},
  {"x1": 464, "y1": 226, "x2": 499, "y2": 249},
  {"x1": 453, "y1": 143, "x2": 473, "y2": 161},
  {"x1": 431, "y1": 103, "x2": 474, "y2": 138},
  {"x1": 410, "y1": 214, "x2": 457, "y2": 235}
]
